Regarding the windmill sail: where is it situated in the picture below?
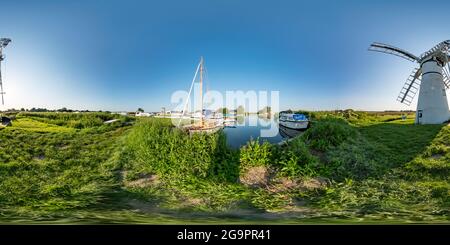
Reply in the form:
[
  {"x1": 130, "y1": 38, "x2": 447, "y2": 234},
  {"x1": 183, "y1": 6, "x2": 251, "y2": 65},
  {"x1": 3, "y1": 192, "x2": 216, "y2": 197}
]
[
  {"x1": 369, "y1": 42, "x2": 419, "y2": 62},
  {"x1": 442, "y1": 68, "x2": 450, "y2": 90},
  {"x1": 397, "y1": 68, "x2": 422, "y2": 106}
]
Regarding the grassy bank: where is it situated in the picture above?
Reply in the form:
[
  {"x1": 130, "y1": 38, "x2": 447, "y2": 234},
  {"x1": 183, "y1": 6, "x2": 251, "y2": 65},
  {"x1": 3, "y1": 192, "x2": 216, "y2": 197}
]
[
  {"x1": 0, "y1": 111, "x2": 449, "y2": 223},
  {"x1": 0, "y1": 112, "x2": 132, "y2": 218}
]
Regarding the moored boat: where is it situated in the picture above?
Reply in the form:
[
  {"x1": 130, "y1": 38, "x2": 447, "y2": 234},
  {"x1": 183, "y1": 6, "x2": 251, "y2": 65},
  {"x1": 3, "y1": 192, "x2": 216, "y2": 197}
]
[
  {"x1": 278, "y1": 111, "x2": 309, "y2": 129},
  {"x1": 178, "y1": 57, "x2": 224, "y2": 133}
]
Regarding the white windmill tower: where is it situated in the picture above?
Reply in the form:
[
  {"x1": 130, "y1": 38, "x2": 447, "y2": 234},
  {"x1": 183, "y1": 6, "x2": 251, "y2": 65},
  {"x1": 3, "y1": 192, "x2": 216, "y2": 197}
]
[
  {"x1": 369, "y1": 40, "x2": 450, "y2": 124},
  {"x1": 0, "y1": 38, "x2": 12, "y2": 106}
]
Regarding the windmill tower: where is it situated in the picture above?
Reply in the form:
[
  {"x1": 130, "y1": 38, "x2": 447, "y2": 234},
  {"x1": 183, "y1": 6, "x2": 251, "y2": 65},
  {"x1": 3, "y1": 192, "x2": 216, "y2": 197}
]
[
  {"x1": 369, "y1": 40, "x2": 450, "y2": 124},
  {"x1": 0, "y1": 38, "x2": 12, "y2": 106}
]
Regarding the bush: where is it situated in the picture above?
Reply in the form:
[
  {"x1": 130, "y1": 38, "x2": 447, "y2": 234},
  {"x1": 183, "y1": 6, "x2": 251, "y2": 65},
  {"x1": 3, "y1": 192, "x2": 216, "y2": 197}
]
[{"x1": 302, "y1": 118, "x2": 357, "y2": 151}]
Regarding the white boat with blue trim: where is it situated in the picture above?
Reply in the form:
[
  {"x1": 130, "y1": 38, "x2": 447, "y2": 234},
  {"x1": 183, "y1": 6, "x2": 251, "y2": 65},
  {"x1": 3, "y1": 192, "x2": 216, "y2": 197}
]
[{"x1": 278, "y1": 111, "x2": 309, "y2": 129}]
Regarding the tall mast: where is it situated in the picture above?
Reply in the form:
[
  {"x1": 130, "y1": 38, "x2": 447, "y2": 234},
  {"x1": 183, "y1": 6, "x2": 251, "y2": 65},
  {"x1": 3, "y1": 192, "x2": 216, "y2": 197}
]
[{"x1": 199, "y1": 56, "x2": 204, "y2": 127}]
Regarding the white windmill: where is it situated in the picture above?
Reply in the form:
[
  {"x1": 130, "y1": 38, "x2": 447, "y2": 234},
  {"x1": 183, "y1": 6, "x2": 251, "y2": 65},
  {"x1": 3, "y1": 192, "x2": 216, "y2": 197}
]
[
  {"x1": 0, "y1": 37, "x2": 12, "y2": 106},
  {"x1": 369, "y1": 40, "x2": 450, "y2": 124}
]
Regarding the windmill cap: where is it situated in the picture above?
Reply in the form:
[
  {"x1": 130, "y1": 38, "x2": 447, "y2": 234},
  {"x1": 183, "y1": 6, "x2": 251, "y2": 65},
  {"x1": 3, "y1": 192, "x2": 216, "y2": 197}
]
[
  {"x1": 418, "y1": 40, "x2": 450, "y2": 62},
  {"x1": 0, "y1": 38, "x2": 11, "y2": 47}
]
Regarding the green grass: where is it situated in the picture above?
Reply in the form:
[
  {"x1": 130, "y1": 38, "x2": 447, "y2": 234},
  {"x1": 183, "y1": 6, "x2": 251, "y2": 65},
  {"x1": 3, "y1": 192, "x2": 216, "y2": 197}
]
[
  {"x1": 0, "y1": 111, "x2": 449, "y2": 223},
  {"x1": 304, "y1": 113, "x2": 449, "y2": 221},
  {"x1": 10, "y1": 118, "x2": 75, "y2": 133}
]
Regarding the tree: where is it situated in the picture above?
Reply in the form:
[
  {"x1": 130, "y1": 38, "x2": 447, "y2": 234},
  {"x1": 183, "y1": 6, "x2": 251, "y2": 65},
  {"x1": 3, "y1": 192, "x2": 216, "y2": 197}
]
[
  {"x1": 58, "y1": 107, "x2": 68, "y2": 112},
  {"x1": 30, "y1": 107, "x2": 49, "y2": 112},
  {"x1": 258, "y1": 106, "x2": 271, "y2": 114},
  {"x1": 137, "y1": 108, "x2": 144, "y2": 113},
  {"x1": 237, "y1": 105, "x2": 245, "y2": 115},
  {"x1": 217, "y1": 107, "x2": 228, "y2": 114}
]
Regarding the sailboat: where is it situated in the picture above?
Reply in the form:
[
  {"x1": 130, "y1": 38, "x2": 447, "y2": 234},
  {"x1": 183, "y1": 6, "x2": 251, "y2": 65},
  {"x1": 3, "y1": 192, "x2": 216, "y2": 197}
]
[{"x1": 179, "y1": 57, "x2": 224, "y2": 133}]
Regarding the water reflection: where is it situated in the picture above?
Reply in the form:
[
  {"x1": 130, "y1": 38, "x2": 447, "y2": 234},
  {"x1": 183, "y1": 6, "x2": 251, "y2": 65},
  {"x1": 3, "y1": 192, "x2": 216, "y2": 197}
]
[
  {"x1": 278, "y1": 124, "x2": 303, "y2": 139},
  {"x1": 223, "y1": 114, "x2": 303, "y2": 148}
]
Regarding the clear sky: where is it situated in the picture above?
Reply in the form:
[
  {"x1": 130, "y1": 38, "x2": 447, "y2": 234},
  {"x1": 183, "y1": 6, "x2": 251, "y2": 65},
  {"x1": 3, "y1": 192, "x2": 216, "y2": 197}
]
[{"x1": 1, "y1": 0, "x2": 450, "y2": 112}]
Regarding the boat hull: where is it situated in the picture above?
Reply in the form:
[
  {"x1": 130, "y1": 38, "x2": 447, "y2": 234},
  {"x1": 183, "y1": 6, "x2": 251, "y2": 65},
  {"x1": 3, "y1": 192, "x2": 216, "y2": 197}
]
[
  {"x1": 278, "y1": 124, "x2": 304, "y2": 138},
  {"x1": 279, "y1": 120, "x2": 309, "y2": 129}
]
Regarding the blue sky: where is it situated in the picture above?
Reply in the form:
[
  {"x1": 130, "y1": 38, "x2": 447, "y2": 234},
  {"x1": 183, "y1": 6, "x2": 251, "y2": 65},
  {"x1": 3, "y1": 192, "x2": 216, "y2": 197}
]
[{"x1": 1, "y1": 0, "x2": 450, "y2": 112}]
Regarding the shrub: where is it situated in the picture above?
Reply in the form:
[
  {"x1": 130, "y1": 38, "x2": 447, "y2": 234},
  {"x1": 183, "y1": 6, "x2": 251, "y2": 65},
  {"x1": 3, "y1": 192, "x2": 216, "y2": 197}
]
[
  {"x1": 302, "y1": 118, "x2": 357, "y2": 151},
  {"x1": 276, "y1": 137, "x2": 318, "y2": 178}
]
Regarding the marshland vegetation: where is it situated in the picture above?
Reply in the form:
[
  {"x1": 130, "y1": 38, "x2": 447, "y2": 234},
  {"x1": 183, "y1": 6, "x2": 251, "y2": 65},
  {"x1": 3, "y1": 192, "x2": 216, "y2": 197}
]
[{"x1": 0, "y1": 110, "x2": 448, "y2": 223}]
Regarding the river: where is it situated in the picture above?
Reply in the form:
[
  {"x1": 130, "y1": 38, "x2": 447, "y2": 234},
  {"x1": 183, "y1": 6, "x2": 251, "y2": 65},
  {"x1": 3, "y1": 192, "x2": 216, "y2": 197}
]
[{"x1": 223, "y1": 114, "x2": 303, "y2": 148}]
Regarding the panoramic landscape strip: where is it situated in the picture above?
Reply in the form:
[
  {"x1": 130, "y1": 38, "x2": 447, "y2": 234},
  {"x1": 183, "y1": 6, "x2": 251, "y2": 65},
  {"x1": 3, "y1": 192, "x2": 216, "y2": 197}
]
[
  {"x1": 0, "y1": 110, "x2": 448, "y2": 223},
  {"x1": 0, "y1": 0, "x2": 449, "y2": 229}
]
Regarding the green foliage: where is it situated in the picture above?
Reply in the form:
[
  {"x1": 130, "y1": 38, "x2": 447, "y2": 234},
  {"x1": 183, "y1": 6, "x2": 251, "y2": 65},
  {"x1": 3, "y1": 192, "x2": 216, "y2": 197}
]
[
  {"x1": 302, "y1": 118, "x2": 357, "y2": 151},
  {"x1": 305, "y1": 113, "x2": 449, "y2": 221},
  {"x1": 276, "y1": 138, "x2": 318, "y2": 178},
  {"x1": 405, "y1": 126, "x2": 450, "y2": 177},
  {"x1": 239, "y1": 139, "x2": 274, "y2": 171},
  {"x1": 312, "y1": 178, "x2": 450, "y2": 220},
  {"x1": 324, "y1": 137, "x2": 385, "y2": 180},
  {"x1": 0, "y1": 114, "x2": 129, "y2": 210},
  {"x1": 122, "y1": 118, "x2": 238, "y2": 181},
  {"x1": 1, "y1": 110, "x2": 450, "y2": 223},
  {"x1": 218, "y1": 107, "x2": 228, "y2": 114},
  {"x1": 16, "y1": 112, "x2": 130, "y2": 129},
  {"x1": 236, "y1": 105, "x2": 245, "y2": 115}
]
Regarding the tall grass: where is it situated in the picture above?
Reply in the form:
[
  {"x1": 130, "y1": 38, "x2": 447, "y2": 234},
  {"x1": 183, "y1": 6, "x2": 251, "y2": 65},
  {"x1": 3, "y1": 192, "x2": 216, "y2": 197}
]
[
  {"x1": 276, "y1": 137, "x2": 318, "y2": 177},
  {"x1": 0, "y1": 113, "x2": 131, "y2": 212},
  {"x1": 302, "y1": 118, "x2": 357, "y2": 151},
  {"x1": 122, "y1": 118, "x2": 237, "y2": 181},
  {"x1": 16, "y1": 112, "x2": 130, "y2": 129},
  {"x1": 239, "y1": 140, "x2": 274, "y2": 170}
]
